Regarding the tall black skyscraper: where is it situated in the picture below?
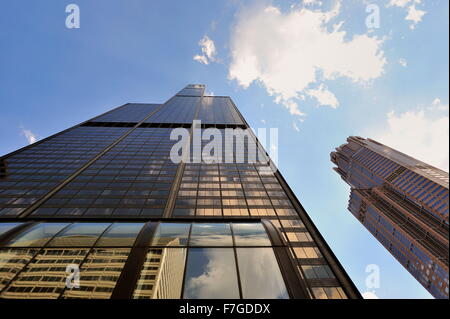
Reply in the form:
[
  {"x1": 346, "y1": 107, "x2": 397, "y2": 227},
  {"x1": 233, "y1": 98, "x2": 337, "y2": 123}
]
[{"x1": 0, "y1": 85, "x2": 360, "y2": 299}]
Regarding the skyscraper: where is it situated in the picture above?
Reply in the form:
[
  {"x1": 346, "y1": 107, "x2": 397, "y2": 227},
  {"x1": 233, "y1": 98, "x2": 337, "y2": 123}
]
[
  {"x1": 331, "y1": 136, "x2": 449, "y2": 299},
  {"x1": 0, "y1": 85, "x2": 360, "y2": 299}
]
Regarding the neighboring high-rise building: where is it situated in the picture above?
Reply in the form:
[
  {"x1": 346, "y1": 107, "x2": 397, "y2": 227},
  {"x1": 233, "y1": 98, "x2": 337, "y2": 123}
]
[
  {"x1": 331, "y1": 136, "x2": 449, "y2": 299},
  {"x1": 0, "y1": 85, "x2": 360, "y2": 299}
]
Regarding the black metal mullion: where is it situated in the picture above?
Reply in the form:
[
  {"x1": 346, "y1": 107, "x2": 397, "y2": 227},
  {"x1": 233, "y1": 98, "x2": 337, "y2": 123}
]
[
  {"x1": 230, "y1": 223, "x2": 244, "y2": 299},
  {"x1": 179, "y1": 223, "x2": 193, "y2": 299}
]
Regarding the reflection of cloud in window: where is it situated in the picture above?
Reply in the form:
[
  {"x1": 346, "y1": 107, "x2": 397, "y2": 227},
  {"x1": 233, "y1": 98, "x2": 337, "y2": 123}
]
[
  {"x1": 184, "y1": 248, "x2": 239, "y2": 299},
  {"x1": 237, "y1": 248, "x2": 288, "y2": 299}
]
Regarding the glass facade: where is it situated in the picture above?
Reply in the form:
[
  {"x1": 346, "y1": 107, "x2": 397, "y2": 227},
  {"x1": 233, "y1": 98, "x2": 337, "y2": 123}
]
[
  {"x1": 0, "y1": 85, "x2": 360, "y2": 299},
  {"x1": 332, "y1": 136, "x2": 449, "y2": 299}
]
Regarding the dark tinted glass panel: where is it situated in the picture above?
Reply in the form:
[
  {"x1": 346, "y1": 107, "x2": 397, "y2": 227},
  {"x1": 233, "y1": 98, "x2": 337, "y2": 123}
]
[
  {"x1": 150, "y1": 223, "x2": 190, "y2": 246},
  {"x1": 5, "y1": 223, "x2": 69, "y2": 247},
  {"x1": 96, "y1": 223, "x2": 144, "y2": 247},
  {"x1": 232, "y1": 223, "x2": 271, "y2": 246},
  {"x1": 47, "y1": 223, "x2": 111, "y2": 247},
  {"x1": 236, "y1": 248, "x2": 288, "y2": 299},
  {"x1": 183, "y1": 248, "x2": 239, "y2": 299},
  {"x1": 93, "y1": 103, "x2": 160, "y2": 122},
  {"x1": 0, "y1": 223, "x2": 22, "y2": 236},
  {"x1": 189, "y1": 224, "x2": 232, "y2": 246},
  {"x1": 144, "y1": 97, "x2": 200, "y2": 124}
]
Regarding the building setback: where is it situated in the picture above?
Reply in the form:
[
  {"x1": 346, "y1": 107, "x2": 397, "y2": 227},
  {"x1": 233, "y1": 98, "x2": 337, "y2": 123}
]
[
  {"x1": 0, "y1": 85, "x2": 360, "y2": 299},
  {"x1": 331, "y1": 136, "x2": 449, "y2": 299}
]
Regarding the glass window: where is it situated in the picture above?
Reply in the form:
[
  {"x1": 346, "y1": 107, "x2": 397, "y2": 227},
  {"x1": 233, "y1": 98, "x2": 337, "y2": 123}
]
[
  {"x1": 0, "y1": 248, "x2": 37, "y2": 291},
  {"x1": 150, "y1": 223, "x2": 190, "y2": 246},
  {"x1": 62, "y1": 248, "x2": 130, "y2": 299},
  {"x1": 232, "y1": 223, "x2": 271, "y2": 246},
  {"x1": 5, "y1": 223, "x2": 70, "y2": 247},
  {"x1": 96, "y1": 223, "x2": 144, "y2": 247},
  {"x1": 47, "y1": 223, "x2": 111, "y2": 247},
  {"x1": 236, "y1": 248, "x2": 288, "y2": 299},
  {"x1": 183, "y1": 248, "x2": 240, "y2": 299},
  {"x1": 0, "y1": 223, "x2": 22, "y2": 236},
  {"x1": 1, "y1": 248, "x2": 89, "y2": 299},
  {"x1": 133, "y1": 248, "x2": 187, "y2": 299},
  {"x1": 189, "y1": 224, "x2": 233, "y2": 246}
]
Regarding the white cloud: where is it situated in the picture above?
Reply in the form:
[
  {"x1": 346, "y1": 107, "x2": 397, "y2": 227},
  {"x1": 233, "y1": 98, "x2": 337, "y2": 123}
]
[
  {"x1": 228, "y1": 2, "x2": 385, "y2": 115},
  {"x1": 405, "y1": 4, "x2": 426, "y2": 29},
  {"x1": 306, "y1": 83, "x2": 339, "y2": 108},
  {"x1": 429, "y1": 98, "x2": 449, "y2": 112},
  {"x1": 193, "y1": 35, "x2": 217, "y2": 65},
  {"x1": 398, "y1": 58, "x2": 407, "y2": 67},
  {"x1": 388, "y1": 0, "x2": 426, "y2": 29},
  {"x1": 193, "y1": 54, "x2": 209, "y2": 65},
  {"x1": 184, "y1": 249, "x2": 239, "y2": 298},
  {"x1": 303, "y1": 0, "x2": 322, "y2": 6},
  {"x1": 388, "y1": 0, "x2": 413, "y2": 7},
  {"x1": 372, "y1": 100, "x2": 449, "y2": 172},
  {"x1": 292, "y1": 122, "x2": 300, "y2": 132},
  {"x1": 362, "y1": 291, "x2": 379, "y2": 299},
  {"x1": 21, "y1": 129, "x2": 37, "y2": 144}
]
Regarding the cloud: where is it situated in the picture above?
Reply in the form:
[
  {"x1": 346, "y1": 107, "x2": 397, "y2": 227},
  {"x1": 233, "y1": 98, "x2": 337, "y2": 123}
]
[
  {"x1": 193, "y1": 36, "x2": 217, "y2": 65},
  {"x1": 388, "y1": 0, "x2": 426, "y2": 29},
  {"x1": 228, "y1": 2, "x2": 385, "y2": 115},
  {"x1": 362, "y1": 291, "x2": 379, "y2": 299},
  {"x1": 306, "y1": 83, "x2": 339, "y2": 108},
  {"x1": 292, "y1": 122, "x2": 300, "y2": 132},
  {"x1": 372, "y1": 100, "x2": 449, "y2": 172},
  {"x1": 184, "y1": 249, "x2": 239, "y2": 298},
  {"x1": 398, "y1": 58, "x2": 407, "y2": 67},
  {"x1": 21, "y1": 129, "x2": 37, "y2": 144}
]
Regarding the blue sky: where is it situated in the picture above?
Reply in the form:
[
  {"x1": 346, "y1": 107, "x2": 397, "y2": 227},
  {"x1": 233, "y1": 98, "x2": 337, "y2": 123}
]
[{"x1": 0, "y1": 0, "x2": 448, "y2": 298}]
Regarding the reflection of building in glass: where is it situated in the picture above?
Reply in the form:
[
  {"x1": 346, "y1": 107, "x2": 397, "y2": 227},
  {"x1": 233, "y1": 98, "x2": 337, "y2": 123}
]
[
  {"x1": 332, "y1": 136, "x2": 449, "y2": 299},
  {"x1": 63, "y1": 248, "x2": 131, "y2": 299},
  {"x1": 134, "y1": 239, "x2": 187, "y2": 299},
  {"x1": 2, "y1": 249, "x2": 88, "y2": 299},
  {"x1": 0, "y1": 85, "x2": 361, "y2": 299}
]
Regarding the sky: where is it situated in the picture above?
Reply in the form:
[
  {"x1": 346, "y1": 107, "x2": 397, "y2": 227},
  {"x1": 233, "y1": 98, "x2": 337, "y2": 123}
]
[{"x1": 0, "y1": 0, "x2": 448, "y2": 298}]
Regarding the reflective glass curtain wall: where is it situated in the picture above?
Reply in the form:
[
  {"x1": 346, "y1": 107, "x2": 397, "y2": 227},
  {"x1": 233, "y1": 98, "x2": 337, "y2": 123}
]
[{"x1": 0, "y1": 85, "x2": 361, "y2": 299}]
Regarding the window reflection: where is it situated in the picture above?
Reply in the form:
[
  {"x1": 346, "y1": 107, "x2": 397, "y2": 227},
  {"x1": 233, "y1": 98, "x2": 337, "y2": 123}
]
[
  {"x1": 236, "y1": 248, "x2": 288, "y2": 299},
  {"x1": 0, "y1": 249, "x2": 37, "y2": 291},
  {"x1": 5, "y1": 223, "x2": 70, "y2": 247},
  {"x1": 151, "y1": 223, "x2": 190, "y2": 246},
  {"x1": 183, "y1": 248, "x2": 240, "y2": 299},
  {"x1": 1, "y1": 248, "x2": 89, "y2": 299},
  {"x1": 96, "y1": 223, "x2": 144, "y2": 247},
  {"x1": 232, "y1": 223, "x2": 271, "y2": 246},
  {"x1": 63, "y1": 248, "x2": 130, "y2": 299},
  {"x1": 189, "y1": 224, "x2": 233, "y2": 246},
  {"x1": 47, "y1": 223, "x2": 111, "y2": 247},
  {"x1": 133, "y1": 248, "x2": 187, "y2": 299},
  {"x1": 0, "y1": 223, "x2": 22, "y2": 236}
]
